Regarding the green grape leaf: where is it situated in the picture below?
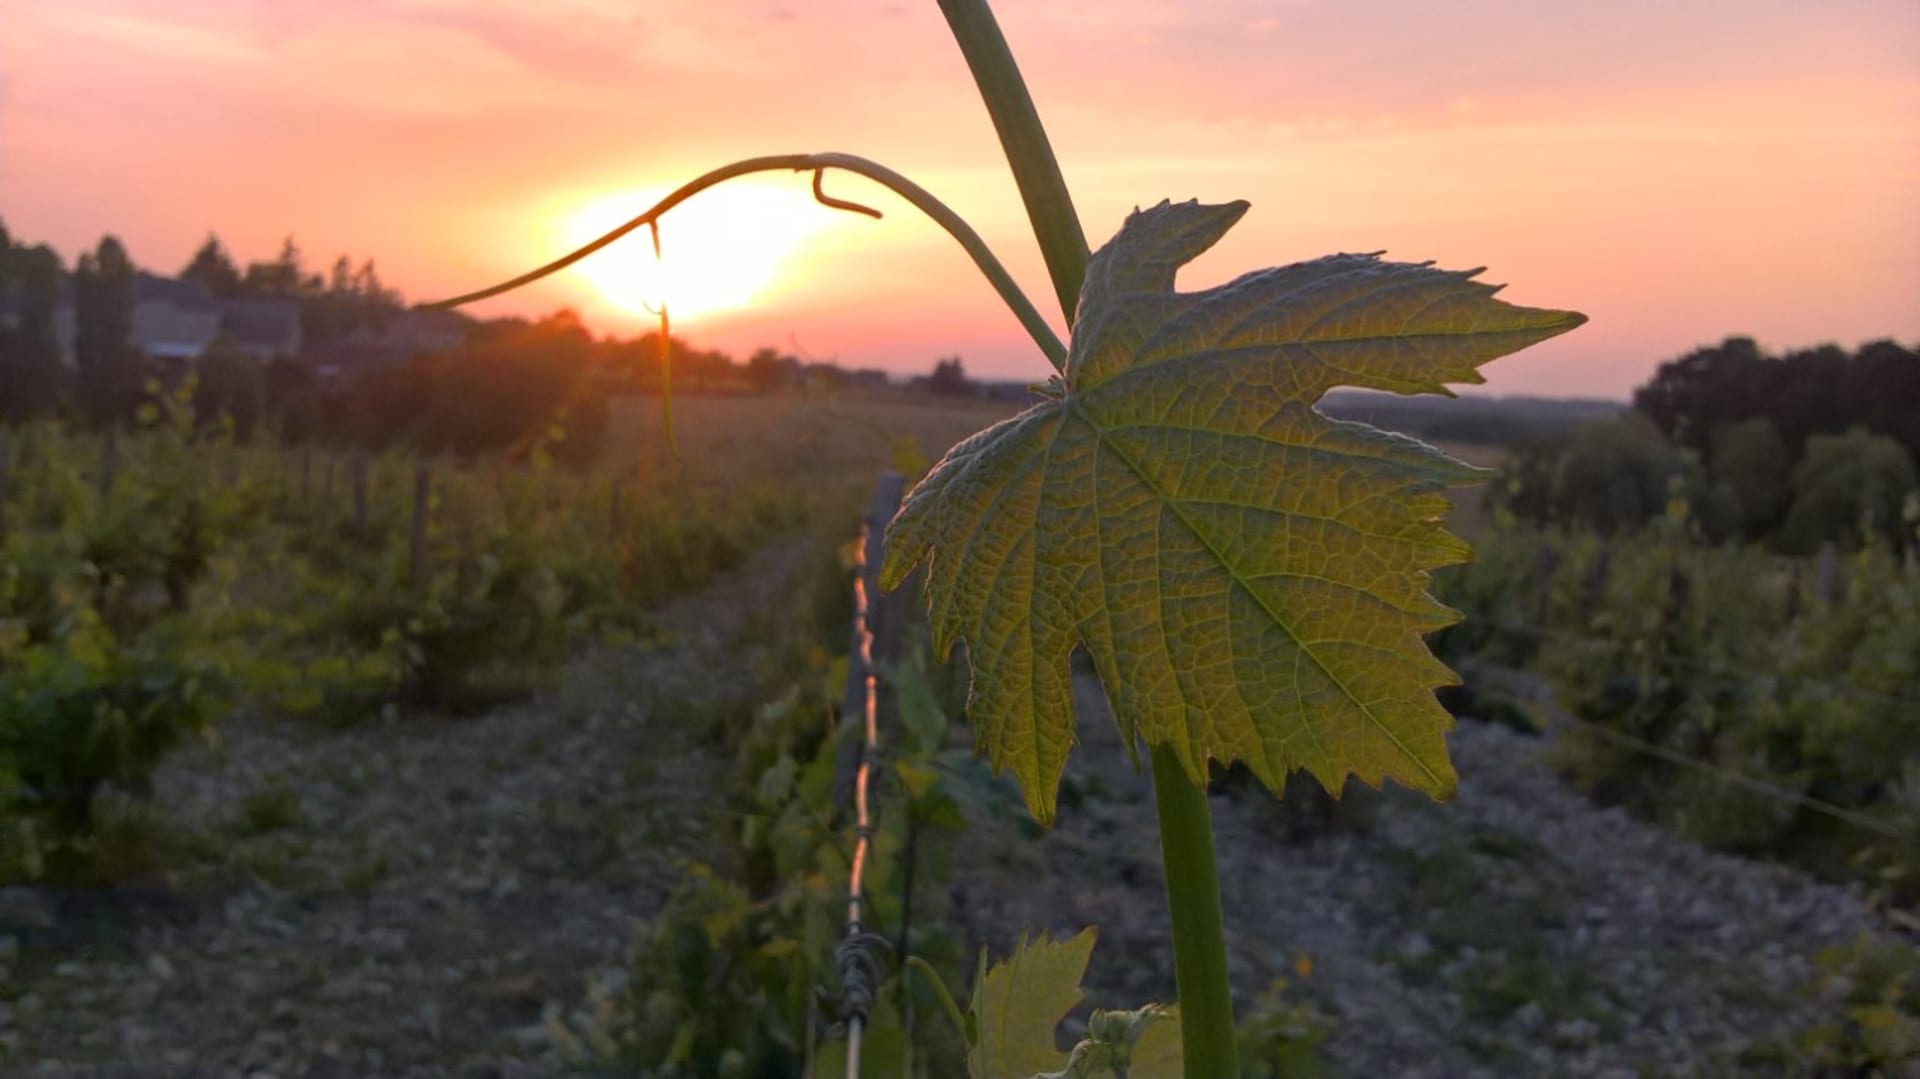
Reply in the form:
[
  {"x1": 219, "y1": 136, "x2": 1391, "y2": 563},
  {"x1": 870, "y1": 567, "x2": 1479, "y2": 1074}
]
[
  {"x1": 882, "y1": 199, "x2": 1584, "y2": 822},
  {"x1": 968, "y1": 928, "x2": 1097, "y2": 1079},
  {"x1": 1122, "y1": 1006, "x2": 1184, "y2": 1079}
]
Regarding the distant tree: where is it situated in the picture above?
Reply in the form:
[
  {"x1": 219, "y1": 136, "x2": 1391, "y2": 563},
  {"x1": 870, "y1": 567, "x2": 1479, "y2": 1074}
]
[
  {"x1": 0, "y1": 244, "x2": 67, "y2": 419},
  {"x1": 243, "y1": 236, "x2": 315, "y2": 299},
  {"x1": 1780, "y1": 429, "x2": 1917, "y2": 554},
  {"x1": 1706, "y1": 417, "x2": 1791, "y2": 541},
  {"x1": 0, "y1": 221, "x2": 16, "y2": 417},
  {"x1": 1632, "y1": 336, "x2": 1768, "y2": 455},
  {"x1": 74, "y1": 235, "x2": 140, "y2": 426},
  {"x1": 806, "y1": 361, "x2": 848, "y2": 392},
  {"x1": 1633, "y1": 336, "x2": 1920, "y2": 468},
  {"x1": 929, "y1": 355, "x2": 971, "y2": 397},
  {"x1": 1845, "y1": 339, "x2": 1920, "y2": 464},
  {"x1": 351, "y1": 259, "x2": 395, "y2": 305},
  {"x1": 181, "y1": 233, "x2": 244, "y2": 298},
  {"x1": 411, "y1": 309, "x2": 594, "y2": 454},
  {"x1": 746, "y1": 347, "x2": 792, "y2": 391},
  {"x1": 329, "y1": 255, "x2": 354, "y2": 296},
  {"x1": 684, "y1": 347, "x2": 737, "y2": 390},
  {"x1": 1513, "y1": 413, "x2": 1697, "y2": 535}
]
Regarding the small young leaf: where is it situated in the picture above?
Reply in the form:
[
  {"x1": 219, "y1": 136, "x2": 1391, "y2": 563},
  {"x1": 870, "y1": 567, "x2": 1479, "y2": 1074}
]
[
  {"x1": 883, "y1": 199, "x2": 1585, "y2": 821},
  {"x1": 968, "y1": 928, "x2": 1097, "y2": 1079}
]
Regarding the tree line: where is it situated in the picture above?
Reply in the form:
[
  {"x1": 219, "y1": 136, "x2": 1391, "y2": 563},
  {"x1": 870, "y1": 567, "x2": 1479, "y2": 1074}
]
[
  {"x1": 0, "y1": 220, "x2": 990, "y2": 460},
  {"x1": 1498, "y1": 336, "x2": 1920, "y2": 553},
  {"x1": 0, "y1": 223, "x2": 409, "y2": 427}
]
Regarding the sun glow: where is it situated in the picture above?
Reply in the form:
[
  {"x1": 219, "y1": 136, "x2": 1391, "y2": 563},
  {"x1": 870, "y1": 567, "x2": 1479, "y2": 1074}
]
[{"x1": 564, "y1": 181, "x2": 844, "y2": 323}]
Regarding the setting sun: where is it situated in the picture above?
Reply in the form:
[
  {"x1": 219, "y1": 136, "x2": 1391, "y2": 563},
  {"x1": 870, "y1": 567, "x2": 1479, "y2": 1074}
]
[{"x1": 562, "y1": 181, "x2": 844, "y2": 324}]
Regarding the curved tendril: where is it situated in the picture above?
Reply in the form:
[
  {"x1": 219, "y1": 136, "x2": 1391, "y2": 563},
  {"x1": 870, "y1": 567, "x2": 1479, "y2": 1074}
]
[
  {"x1": 426, "y1": 152, "x2": 1069, "y2": 371},
  {"x1": 812, "y1": 168, "x2": 883, "y2": 219}
]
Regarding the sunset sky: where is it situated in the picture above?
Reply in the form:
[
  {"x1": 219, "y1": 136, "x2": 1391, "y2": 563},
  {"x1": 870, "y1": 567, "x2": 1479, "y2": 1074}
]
[{"x1": 4, "y1": 0, "x2": 1916, "y2": 397}]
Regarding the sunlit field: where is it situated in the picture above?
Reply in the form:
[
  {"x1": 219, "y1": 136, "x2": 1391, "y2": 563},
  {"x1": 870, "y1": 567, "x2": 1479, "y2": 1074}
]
[{"x1": 603, "y1": 391, "x2": 1020, "y2": 485}]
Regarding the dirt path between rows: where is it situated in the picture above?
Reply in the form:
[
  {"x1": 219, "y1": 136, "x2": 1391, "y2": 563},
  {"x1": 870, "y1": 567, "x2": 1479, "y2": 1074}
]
[{"x1": 3, "y1": 542, "x2": 821, "y2": 1078}]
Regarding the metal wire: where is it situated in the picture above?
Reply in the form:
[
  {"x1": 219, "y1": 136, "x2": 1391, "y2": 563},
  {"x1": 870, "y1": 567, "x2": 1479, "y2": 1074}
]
[{"x1": 840, "y1": 515, "x2": 881, "y2": 1078}]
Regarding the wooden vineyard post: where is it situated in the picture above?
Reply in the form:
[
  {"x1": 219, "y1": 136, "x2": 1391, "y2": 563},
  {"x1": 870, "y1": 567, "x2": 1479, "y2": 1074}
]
[{"x1": 410, "y1": 460, "x2": 432, "y2": 592}]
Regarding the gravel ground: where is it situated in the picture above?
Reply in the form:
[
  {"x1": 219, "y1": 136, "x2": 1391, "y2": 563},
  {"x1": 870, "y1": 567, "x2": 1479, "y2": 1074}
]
[
  {"x1": 3, "y1": 543, "x2": 1911, "y2": 1076},
  {"x1": 954, "y1": 664, "x2": 1913, "y2": 1077},
  {"x1": 0, "y1": 541, "x2": 823, "y2": 1078}
]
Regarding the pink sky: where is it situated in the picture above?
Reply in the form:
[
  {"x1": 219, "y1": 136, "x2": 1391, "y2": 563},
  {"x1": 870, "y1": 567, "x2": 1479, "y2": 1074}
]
[{"x1": 4, "y1": 0, "x2": 1916, "y2": 397}]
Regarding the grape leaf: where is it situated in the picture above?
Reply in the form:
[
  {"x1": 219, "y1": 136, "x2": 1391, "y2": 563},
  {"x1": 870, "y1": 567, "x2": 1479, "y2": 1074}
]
[
  {"x1": 968, "y1": 929, "x2": 1096, "y2": 1079},
  {"x1": 882, "y1": 199, "x2": 1584, "y2": 822}
]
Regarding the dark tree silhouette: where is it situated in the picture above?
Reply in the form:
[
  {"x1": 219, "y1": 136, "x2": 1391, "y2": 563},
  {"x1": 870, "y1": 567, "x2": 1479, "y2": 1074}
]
[
  {"x1": 74, "y1": 236, "x2": 140, "y2": 426},
  {"x1": 746, "y1": 347, "x2": 794, "y2": 391},
  {"x1": 181, "y1": 233, "x2": 244, "y2": 298},
  {"x1": 1633, "y1": 336, "x2": 1920, "y2": 463},
  {"x1": 929, "y1": 355, "x2": 971, "y2": 396},
  {"x1": 2, "y1": 244, "x2": 68, "y2": 419}
]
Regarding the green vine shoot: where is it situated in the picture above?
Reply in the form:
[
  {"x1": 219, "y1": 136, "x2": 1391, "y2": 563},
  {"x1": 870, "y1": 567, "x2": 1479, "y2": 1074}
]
[{"x1": 430, "y1": 1, "x2": 1586, "y2": 1072}]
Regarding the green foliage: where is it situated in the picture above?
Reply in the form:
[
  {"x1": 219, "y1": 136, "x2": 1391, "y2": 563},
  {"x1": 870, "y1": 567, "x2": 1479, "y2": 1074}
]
[
  {"x1": 1790, "y1": 935, "x2": 1920, "y2": 1075},
  {"x1": 884, "y1": 199, "x2": 1583, "y2": 821},
  {"x1": 553, "y1": 862, "x2": 822, "y2": 1076},
  {"x1": 1237, "y1": 973, "x2": 1334, "y2": 1078},
  {"x1": 1780, "y1": 429, "x2": 1918, "y2": 554},
  {"x1": 0, "y1": 404, "x2": 823, "y2": 882},
  {"x1": 968, "y1": 928, "x2": 1097, "y2": 1078},
  {"x1": 1493, "y1": 413, "x2": 1699, "y2": 537},
  {"x1": 557, "y1": 632, "x2": 981, "y2": 1076},
  {"x1": 0, "y1": 616, "x2": 225, "y2": 879},
  {"x1": 963, "y1": 928, "x2": 1182, "y2": 1079},
  {"x1": 1436, "y1": 521, "x2": 1920, "y2": 895},
  {"x1": 192, "y1": 339, "x2": 269, "y2": 440},
  {"x1": 1509, "y1": 339, "x2": 1920, "y2": 552},
  {"x1": 238, "y1": 782, "x2": 306, "y2": 836},
  {"x1": 1706, "y1": 417, "x2": 1791, "y2": 539}
]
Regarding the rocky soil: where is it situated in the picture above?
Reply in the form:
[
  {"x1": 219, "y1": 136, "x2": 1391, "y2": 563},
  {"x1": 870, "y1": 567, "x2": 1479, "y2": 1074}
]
[
  {"x1": 1, "y1": 543, "x2": 1912, "y2": 1077},
  {"x1": 0, "y1": 542, "x2": 825, "y2": 1078},
  {"x1": 954, "y1": 665, "x2": 1913, "y2": 1077}
]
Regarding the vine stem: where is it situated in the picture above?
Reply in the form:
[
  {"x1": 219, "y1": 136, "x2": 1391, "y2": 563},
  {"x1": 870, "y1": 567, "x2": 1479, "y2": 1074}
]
[
  {"x1": 426, "y1": 152, "x2": 1066, "y2": 370},
  {"x1": 936, "y1": 0, "x2": 1091, "y2": 323},
  {"x1": 939, "y1": 1, "x2": 1241, "y2": 1072},
  {"x1": 1150, "y1": 746, "x2": 1239, "y2": 1073}
]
